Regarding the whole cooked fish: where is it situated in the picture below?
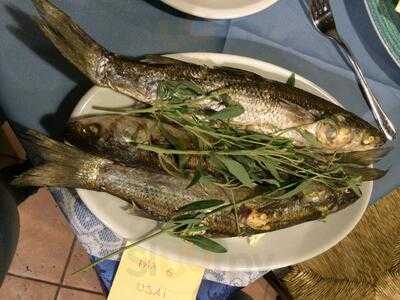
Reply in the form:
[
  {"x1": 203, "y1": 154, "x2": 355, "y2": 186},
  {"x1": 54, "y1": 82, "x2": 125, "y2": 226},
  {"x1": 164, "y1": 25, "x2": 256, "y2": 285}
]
[
  {"x1": 66, "y1": 114, "x2": 390, "y2": 171},
  {"x1": 12, "y1": 130, "x2": 359, "y2": 237},
  {"x1": 33, "y1": 0, "x2": 385, "y2": 152}
]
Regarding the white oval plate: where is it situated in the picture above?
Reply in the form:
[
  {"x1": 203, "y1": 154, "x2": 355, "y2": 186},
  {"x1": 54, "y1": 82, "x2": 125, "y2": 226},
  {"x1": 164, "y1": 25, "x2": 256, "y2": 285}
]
[
  {"x1": 71, "y1": 53, "x2": 371, "y2": 272},
  {"x1": 161, "y1": 0, "x2": 279, "y2": 19}
]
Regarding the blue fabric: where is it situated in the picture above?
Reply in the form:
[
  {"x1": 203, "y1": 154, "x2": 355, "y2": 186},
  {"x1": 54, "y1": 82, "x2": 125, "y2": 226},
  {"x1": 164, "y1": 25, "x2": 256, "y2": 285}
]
[
  {"x1": 2, "y1": 0, "x2": 400, "y2": 299},
  {"x1": 196, "y1": 280, "x2": 240, "y2": 300},
  {"x1": 91, "y1": 256, "x2": 119, "y2": 292}
]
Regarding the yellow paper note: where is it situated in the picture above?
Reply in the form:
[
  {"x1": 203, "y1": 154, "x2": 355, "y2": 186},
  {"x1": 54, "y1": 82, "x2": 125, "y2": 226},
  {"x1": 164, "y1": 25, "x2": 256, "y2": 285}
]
[{"x1": 108, "y1": 245, "x2": 205, "y2": 300}]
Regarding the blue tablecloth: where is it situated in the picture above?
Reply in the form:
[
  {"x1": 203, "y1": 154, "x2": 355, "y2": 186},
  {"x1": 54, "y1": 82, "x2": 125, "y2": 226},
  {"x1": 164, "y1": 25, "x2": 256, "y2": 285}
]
[{"x1": 1, "y1": 0, "x2": 399, "y2": 299}]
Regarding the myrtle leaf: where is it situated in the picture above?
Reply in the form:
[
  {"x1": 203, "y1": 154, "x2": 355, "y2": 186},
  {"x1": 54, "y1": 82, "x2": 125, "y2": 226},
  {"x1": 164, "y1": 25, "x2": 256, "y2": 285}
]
[
  {"x1": 198, "y1": 175, "x2": 214, "y2": 186},
  {"x1": 183, "y1": 236, "x2": 227, "y2": 253},
  {"x1": 271, "y1": 180, "x2": 312, "y2": 199},
  {"x1": 263, "y1": 179, "x2": 281, "y2": 187},
  {"x1": 259, "y1": 159, "x2": 282, "y2": 181},
  {"x1": 217, "y1": 156, "x2": 253, "y2": 187},
  {"x1": 286, "y1": 73, "x2": 296, "y2": 87},
  {"x1": 174, "y1": 218, "x2": 202, "y2": 226},
  {"x1": 297, "y1": 129, "x2": 321, "y2": 147},
  {"x1": 208, "y1": 104, "x2": 245, "y2": 120},
  {"x1": 178, "y1": 155, "x2": 189, "y2": 169},
  {"x1": 172, "y1": 213, "x2": 199, "y2": 221},
  {"x1": 186, "y1": 169, "x2": 203, "y2": 189},
  {"x1": 157, "y1": 80, "x2": 203, "y2": 101},
  {"x1": 178, "y1": 199, "x2": 225, "y2": 213}
]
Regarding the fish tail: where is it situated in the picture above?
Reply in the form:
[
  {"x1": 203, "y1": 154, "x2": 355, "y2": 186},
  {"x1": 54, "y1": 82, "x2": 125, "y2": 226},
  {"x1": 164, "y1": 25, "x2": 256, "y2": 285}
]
[
  {"x1": 338, "y1": 147, "x2": 393, "y2": 166},
  {"x1": 12, "y1": 129, "x2": 104, "y2": 188},
  {"x1": 32, "y1": 0, "x2": 110, "y2": 85}
]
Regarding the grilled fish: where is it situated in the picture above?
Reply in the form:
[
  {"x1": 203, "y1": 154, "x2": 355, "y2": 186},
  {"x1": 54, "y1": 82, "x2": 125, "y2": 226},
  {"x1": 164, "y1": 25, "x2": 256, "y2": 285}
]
[
  {"x1": 13, "y1": 130, "x2": 359, "y2": 237},
  {"x1": 66, "y1": 114, "x2": 390, "y2": 176},
  {"x1": 33, "y1": 0, "x2": 385, "y2": 152}
]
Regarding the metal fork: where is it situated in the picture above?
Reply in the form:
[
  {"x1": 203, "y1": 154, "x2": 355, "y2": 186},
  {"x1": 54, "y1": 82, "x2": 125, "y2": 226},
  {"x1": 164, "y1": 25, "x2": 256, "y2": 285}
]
[{"x1": 310, "y1": 0, "x2": 396, "y2": 141}]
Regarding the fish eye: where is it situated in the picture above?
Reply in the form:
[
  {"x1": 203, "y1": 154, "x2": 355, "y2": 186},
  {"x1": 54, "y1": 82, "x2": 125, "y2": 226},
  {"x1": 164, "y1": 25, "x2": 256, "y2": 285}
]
[
  {"x1": 361, "y1": 133, "x2": 375, "y2": 145},
  {"x1": 86, "y1": 123, "x2": 101, "y2": 136}
]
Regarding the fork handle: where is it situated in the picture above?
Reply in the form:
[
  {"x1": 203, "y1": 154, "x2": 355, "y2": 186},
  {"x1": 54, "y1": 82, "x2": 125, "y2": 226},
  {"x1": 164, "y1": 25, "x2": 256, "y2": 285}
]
[{"x1": 329, "y1": 35, "x2": 396, "y2": 141}]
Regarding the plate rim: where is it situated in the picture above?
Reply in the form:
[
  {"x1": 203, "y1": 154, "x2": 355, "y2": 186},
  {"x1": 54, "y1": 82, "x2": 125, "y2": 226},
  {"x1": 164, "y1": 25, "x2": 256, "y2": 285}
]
[
  {"x1": 364, "y1": 0, "x2": 400, "y2": 68},
  {"x1": 72, "y1": 52, "x2": 371, "y2": 271},
  {"x1": 160, "y1": 0, "x2": 279, "y2": 19}
]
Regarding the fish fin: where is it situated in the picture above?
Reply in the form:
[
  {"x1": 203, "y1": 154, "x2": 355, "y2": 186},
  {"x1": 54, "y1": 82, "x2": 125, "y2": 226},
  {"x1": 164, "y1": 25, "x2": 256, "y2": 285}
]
[
  {"x1": 11, "y1": 129, "x2": 103, "y2": 188},
  {"x1": 12, "y1": 163, "x2": 80, "y2": 187},
  {"x1": 140, "y1": 54, "x2": 187, "y2": 65},
  {"x1": 32, "y1": 0, "x2": 109, "y2": 84},
  {"x1": 338, "y1": 147, "x2": 393, "y2": 166},
  {"x1": 343, "y1": 165, "x2": 388, "y2": 181}
]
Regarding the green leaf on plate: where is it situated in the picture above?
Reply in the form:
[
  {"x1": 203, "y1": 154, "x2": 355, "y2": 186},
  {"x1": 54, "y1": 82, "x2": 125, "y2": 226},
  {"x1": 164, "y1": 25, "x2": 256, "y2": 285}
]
[
  {"x1": 259, "y1": 159, "x2": 282, "y2": 182},
  {"x1": 157, "y1": 80, "x2": 203, "y2": 102},
  {"x1": 217, "y1": 156, "x2": 254, "y2": 187},
  {"x1": 208, "y1": 104, "x2": 245, "y2": 120},
  {"x1": 172, "y1": 213, "x2": 199, "y2": 221},
  {"x1": 297, "y1": 129, "x2": 321, "y2": 147},
  {"x1": 263, "y1": 179, "x2": 281, "y2": 187},
  {"x1": 272, "y1": 180, "x2": 312, "y2": 199},
  {"x1": 286, "y1": 73, "x2": 296, "y2": 87},
  {"x1": 183, "y1": 236, "x2": 227, "y2": 253},
  {"x1": 186, "y1": 169, "x2": 203, "y2": 189},
  {"x1": 174, "y1": 218, "x2": 202, "y2": 226}
]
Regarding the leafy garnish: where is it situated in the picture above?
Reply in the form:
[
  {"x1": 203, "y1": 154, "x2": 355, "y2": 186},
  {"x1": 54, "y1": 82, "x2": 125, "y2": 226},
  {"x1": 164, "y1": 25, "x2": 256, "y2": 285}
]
[
  {"x1": 186, "y1": 169, "x2": 203, "y2": 189},
  {"x1": 286, "y1": 73, "x2": 296, "y2": 87},
  {"x1": 216, "y1": 155, "x2": 254, "y2": 187},
  {"x1": 157, "y1": 80, "x2": 203, "y2": 102},
  {"x1": 208, "y1": 103, "x2": 245, "y2": 120},
  {"x1": 182, "y1": 236, "x2": 227, "y2": 253},
  {"x1": 270, "y1": 180, "x2": 312, "y2": 199}
]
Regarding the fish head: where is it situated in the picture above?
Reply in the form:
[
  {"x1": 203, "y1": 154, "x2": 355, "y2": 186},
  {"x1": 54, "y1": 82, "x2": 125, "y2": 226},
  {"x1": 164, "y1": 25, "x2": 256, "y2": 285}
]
[
  {"x1": 314, "y1": 114, "x2": 385, "y2": 152},
  {"x1": 66, "y1": 115, "x2": 154, "y2": 147},
  {"x1": 66, "y1": 116, "x2": 104, "y2": 144}
]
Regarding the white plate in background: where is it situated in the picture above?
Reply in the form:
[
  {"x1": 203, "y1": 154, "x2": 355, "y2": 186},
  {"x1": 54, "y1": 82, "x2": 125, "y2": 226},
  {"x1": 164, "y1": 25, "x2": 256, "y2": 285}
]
[{"x1": 161, "y1": 0, "x2": 279, "y2": 19}]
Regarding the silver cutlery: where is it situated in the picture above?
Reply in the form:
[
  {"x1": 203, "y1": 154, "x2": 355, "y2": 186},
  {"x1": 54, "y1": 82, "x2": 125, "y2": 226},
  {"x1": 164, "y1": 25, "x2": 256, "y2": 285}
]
[{"x1": 310, "y1": 0, "x2": 396, "y2": 141}]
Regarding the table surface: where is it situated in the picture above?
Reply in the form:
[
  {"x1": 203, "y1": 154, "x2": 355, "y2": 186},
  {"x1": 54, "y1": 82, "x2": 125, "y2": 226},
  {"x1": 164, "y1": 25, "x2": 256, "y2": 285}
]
[{"x1": 1, "y1": 0, "x2": 400, "y2": 298}]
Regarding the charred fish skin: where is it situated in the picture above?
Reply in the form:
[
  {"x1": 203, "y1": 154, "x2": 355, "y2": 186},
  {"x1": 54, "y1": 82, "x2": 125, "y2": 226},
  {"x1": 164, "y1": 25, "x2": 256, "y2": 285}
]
[
  {"x1": 12, "y1": 130, "x2": 358, "y2": 237},
  {"x1": 33, "y1": 0, "x2": 385, "y2": 152}
]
